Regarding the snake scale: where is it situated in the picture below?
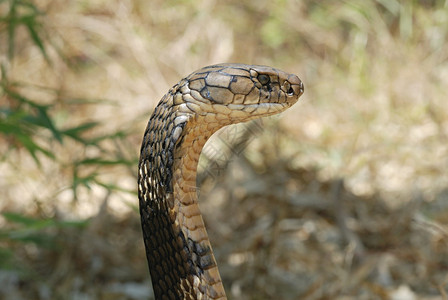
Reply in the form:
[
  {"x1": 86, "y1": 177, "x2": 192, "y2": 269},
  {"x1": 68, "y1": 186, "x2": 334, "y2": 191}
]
[{"x1": 138, "y1": 63, "x2": 304, "y2": 299}]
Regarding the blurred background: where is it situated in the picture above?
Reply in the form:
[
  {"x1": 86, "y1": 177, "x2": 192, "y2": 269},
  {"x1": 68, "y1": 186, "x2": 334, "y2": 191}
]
[{"x1": 1, "y1": 0, "x2": 447, "y2": 299}]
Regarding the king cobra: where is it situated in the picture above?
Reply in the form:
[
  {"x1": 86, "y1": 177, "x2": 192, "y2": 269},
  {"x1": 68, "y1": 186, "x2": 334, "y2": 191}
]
[{"x1": 138, "y1": 63, "x2": 304, "y2": 299}]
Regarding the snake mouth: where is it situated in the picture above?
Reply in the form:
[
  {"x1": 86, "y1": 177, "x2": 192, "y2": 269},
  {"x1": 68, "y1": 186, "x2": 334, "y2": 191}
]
[
  {"x1": 223, "y1": 79, "x2": 303, "y2": 122},
  {"x1": 221, "y1": 100, "x2": 299, "y2": 123}
]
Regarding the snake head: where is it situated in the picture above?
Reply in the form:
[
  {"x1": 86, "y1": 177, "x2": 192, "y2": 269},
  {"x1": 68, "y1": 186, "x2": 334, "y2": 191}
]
[
  {"x1": 180, "y1": 63, "x2": 304, "y2": 122},
  {"x1": 248, "y1": 65, "x2": 304, "y2": 107}
]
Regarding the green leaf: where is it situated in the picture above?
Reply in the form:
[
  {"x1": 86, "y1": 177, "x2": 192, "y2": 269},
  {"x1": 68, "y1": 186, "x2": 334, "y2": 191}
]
[
  {"x1": 78, "y1": 157, "x2": 132, "y2": 166},
  {"x1": 72, "y1": 171, "x2": 98, "y2": 199},
  {"x1": 61, "y1": 122, "x2": 99, "y2": 144},
  {"x1": 0, "y1": 247, "x2": 15, "y2": 269},
  {"x1": 1, "y1": 212, "x2": 87, "y2": 229},
  {"x1": 16, "y1": 133, "x2": 55, "y2": 163},
  {"x1": 1, "y1": 0, "x2": 49, "y2": 61},
  {"x1": 5, "y1": 0, "x2": 18, "y2": 59},
  {"x1": 7, "y1": 233, "x2": 55, "y2": 248},
  {"x1": 1, "y1": 212, "x2": 53, "y2": 228},
  {"x1": 0, "y1": 212, "x2": 89, "y2": 248},
  {"x1": 32, "y1": 105, "x2": 63, "y2": 143},
  {"x1": 24, "y1": 16, "x2": 50, "y2": 63},
  {"x1": 96, "y1": 181, "x2": 136, "y2": 194},
  {"x1": 2, "y1": 86, "x2": 63, "y2": 143},
  {"x1": 85, "y1": 129, "x2": 129, "y2": 145}
]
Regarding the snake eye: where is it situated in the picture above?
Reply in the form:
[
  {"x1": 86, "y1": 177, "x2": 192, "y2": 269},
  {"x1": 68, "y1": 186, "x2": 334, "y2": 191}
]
[{"x1": 257, "y1": 74, "x2": 270, "y2": 85}]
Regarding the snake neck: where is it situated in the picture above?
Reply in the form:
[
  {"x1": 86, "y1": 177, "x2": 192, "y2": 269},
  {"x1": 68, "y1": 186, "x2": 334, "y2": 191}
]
[
  {"x1": 138, "y1": 96, "x2": 227, "y2": 300},
  {"x1": 172, "y1": 119, "x2": 226, "y2": 299}
]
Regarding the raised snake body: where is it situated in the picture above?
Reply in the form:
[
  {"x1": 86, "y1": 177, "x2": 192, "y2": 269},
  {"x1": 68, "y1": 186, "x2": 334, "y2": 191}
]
[{"x1": 138, "y1": 63, "x2": 304, "y2": 299}]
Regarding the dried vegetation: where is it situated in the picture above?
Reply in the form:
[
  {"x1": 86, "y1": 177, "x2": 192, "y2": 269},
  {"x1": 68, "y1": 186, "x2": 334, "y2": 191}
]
[{"x1": 1, "y1": 0, "x2": 447, "y2": 299}]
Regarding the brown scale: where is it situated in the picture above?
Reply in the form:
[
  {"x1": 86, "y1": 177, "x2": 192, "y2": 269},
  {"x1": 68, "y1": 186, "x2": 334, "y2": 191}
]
[{"x1": 138, "y1": 63, "x2": 304, "y2": 299}]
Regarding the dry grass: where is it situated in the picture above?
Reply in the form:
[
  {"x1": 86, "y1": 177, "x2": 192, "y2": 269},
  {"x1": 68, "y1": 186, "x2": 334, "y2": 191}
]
[{"x1": 1, "y1": 0, "x2": 447, "y2": 299}]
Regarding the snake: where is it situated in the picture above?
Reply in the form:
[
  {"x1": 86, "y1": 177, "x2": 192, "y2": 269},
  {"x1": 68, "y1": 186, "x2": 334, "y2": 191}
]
[{"x1": 138, "y1": 63, "x2": 304, "y2": 299}]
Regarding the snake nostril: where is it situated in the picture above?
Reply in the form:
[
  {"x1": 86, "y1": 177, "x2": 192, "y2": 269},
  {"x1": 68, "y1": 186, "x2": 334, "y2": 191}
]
[{"x1": 287, "y1": 86, "x2": 294, "y2": 96}]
